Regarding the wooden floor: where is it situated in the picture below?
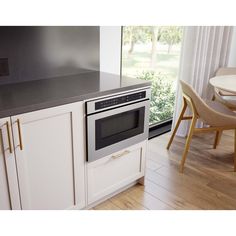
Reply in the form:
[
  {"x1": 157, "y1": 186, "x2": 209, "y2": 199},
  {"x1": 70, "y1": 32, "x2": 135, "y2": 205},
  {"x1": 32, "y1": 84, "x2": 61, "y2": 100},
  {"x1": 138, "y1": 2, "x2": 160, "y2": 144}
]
[{"x1": 93, "y1": 130, "x2": 236, "y2": 210}]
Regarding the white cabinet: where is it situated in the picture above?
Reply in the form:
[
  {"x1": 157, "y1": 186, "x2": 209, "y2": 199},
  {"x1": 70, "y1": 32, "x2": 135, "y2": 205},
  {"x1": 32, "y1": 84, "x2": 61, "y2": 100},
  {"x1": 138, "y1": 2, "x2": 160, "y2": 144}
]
[
  {"x1": 0, "y1": 100, "x2": 148, "y2": 209},
  {"x1": 87, "y1": 141, "x2": 147, "y2": 205},
  {"x1": 11, "y1": 102, "x2": 86, "y2": 210},
  {"x1": 0, "y1": 117, "x2": 21, "y2": 210}
]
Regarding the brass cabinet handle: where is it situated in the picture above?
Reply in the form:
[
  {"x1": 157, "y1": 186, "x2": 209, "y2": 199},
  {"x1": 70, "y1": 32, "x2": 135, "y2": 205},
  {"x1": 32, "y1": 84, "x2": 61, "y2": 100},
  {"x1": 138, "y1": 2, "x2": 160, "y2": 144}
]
[
  {"x1": 16, "y1": 119, "x2": 23, "y2": 150},
  {"x1": 0, "y1": 129, "x2": 4, "y2": 155},
  {"x1": 6, "y1": 121, "x2": 13, "y2": 153},
  {"x1": 111, "y1": 150, "x2": 130, "y2": 159}
]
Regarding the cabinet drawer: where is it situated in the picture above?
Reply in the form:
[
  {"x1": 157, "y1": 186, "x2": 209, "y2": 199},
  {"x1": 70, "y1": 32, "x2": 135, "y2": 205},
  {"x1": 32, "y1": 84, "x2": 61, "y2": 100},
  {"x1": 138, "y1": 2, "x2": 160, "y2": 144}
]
[{"x1": 87, "y1": 141, "x2": 147, "y2": 205}]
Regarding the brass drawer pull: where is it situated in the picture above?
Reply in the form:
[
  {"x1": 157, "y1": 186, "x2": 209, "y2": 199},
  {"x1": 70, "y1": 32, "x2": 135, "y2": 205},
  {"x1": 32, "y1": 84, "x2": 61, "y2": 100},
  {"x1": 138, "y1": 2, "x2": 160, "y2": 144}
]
[
  {"x1": 17, "y1": 119, "x2": 23, "y2": 150},
  {"x1": 111, "y1": 150, "x2": 130, "y2": 159},
  {"x1": 6, "y1": 121, "x2": 13, "y2": 153}
]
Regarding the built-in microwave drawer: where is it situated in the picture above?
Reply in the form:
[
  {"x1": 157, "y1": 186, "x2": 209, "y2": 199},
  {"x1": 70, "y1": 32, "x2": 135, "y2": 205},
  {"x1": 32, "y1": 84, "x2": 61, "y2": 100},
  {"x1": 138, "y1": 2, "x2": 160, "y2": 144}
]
[{"x1": 87, "y1": 141, "x2": 147, "y2": 205}]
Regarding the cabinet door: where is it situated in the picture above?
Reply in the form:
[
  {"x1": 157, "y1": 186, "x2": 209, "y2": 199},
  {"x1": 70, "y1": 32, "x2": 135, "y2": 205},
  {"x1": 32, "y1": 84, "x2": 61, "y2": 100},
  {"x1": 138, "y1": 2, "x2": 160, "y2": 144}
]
[
  {"x1": 0, "y1": 117, "x2": 21, "y2": 210},
  {"x1": 11, "y1": 102, "x2": 86, "y2": 210},
  {"x1": 87, "y1": 141, "x2": 147, "y2": 205}
]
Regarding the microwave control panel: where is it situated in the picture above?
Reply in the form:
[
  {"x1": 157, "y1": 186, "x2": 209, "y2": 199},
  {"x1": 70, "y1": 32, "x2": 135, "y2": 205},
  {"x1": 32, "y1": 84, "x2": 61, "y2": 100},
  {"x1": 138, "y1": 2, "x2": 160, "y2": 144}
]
[{"x1": 95, "y1": 91, "x2": 146, "y2": 110}]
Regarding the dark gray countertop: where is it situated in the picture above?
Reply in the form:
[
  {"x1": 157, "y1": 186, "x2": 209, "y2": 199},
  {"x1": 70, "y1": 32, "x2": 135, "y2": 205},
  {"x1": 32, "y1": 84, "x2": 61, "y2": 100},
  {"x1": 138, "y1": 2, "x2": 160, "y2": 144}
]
[{"x1": 0, "y1": 71, "x2": 151, "y2": 118}]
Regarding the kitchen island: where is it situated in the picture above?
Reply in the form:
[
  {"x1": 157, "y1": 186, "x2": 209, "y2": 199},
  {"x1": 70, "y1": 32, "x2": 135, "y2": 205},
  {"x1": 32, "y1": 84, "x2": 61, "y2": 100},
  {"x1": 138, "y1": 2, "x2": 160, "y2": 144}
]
[{"x1": 0, "y1": 71, "x2": 151, "y2": 210}]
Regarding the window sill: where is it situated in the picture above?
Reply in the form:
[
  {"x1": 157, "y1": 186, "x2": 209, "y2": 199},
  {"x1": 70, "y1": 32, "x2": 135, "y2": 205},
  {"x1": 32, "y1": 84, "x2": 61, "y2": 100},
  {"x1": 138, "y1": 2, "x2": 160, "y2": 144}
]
[{"x1": 148, "y1": 119, "x2": 172, "y2": 140}]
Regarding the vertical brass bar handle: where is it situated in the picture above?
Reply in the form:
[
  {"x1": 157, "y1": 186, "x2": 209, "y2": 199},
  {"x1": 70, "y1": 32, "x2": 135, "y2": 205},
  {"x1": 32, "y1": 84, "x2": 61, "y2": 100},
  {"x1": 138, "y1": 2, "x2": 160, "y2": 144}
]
[
  {"x1": 17, "y1": 119, "x2": 23, "y2": 150},
  {"x1": 6, "y1": 121, "x2": 13, "y2": 153},
  {"x1": 0, "y1": 129, "x2": 4, "y2": 154}
]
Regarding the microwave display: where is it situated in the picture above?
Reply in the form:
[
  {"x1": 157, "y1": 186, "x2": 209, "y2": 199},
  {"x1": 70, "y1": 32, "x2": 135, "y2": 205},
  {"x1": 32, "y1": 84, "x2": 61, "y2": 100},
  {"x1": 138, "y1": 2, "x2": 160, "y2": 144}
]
[{"x1": 95, "y1": 107, "x2": 145, "y2": 150}]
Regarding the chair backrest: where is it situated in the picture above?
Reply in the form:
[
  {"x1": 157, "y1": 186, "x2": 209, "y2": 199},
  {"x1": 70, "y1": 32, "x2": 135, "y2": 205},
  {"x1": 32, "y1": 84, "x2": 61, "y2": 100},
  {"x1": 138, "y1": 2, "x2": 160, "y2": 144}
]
[
  {"x1": 216, "y1": 67, "x2": 236, "y2": 76},
  {"x1": 179, "y1": 80, "x2": 235, "y2": 127}
]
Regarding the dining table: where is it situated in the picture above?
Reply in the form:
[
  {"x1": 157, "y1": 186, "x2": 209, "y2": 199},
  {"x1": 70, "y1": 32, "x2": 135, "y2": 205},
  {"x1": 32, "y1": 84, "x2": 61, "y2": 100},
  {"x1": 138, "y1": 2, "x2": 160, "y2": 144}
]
[{"x1": 209, "y1": 75, "x2": 236, "y2": 94}]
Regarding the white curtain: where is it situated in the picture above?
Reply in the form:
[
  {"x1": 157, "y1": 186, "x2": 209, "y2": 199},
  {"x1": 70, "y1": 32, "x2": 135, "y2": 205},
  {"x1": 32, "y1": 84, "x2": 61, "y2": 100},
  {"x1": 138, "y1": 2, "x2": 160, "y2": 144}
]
[{"x1": 172, "y1": 26, "x2": 233, "y2": 137}]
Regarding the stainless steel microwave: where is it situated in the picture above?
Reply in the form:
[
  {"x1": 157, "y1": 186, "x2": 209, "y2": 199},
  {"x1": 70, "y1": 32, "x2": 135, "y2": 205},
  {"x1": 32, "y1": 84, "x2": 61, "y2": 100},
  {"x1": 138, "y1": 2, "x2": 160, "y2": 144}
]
[{"x1": 86, "y1": 88, "x2": 151, "y2": 162}]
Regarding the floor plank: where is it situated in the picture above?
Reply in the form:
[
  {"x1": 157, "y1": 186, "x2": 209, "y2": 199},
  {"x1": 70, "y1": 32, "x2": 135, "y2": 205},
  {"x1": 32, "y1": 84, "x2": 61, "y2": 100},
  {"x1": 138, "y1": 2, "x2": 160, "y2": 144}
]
[
  {"x1": 93, "y1": 200, "x2": 121, "y2": 210},
  {"x1": 146, "y1": 159, "x2": 163, "y2": 171},
  {"x1": 144, "y1": 179, "x2": 200, "y2": 209},
  {"x1": 125, "y1": 184, "x2": 174, "y2": 210},
  {"x1": 146, "y1": 168, "x2": 236, "y2": 210},
  {"x1": 109, "y1": 191, "x2": 147, "y2": 210}
]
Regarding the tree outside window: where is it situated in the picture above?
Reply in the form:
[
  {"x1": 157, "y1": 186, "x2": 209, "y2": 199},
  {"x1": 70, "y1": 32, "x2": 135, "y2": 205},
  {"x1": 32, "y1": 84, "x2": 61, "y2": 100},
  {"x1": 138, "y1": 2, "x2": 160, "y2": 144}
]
[{"x1": 122, "y1": 26, "x2": 183, "y2": 125}]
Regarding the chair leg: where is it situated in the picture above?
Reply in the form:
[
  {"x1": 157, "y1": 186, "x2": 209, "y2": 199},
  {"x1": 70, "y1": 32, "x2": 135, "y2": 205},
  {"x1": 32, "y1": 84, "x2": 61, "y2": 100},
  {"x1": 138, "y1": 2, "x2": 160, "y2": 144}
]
[
  {"x1": 179, "y1": 116, "x2": 197, "y2": 173},
  {"x1": 167, "y1": 102, "x2": 187, "y2": 150},
  {"x1": 213, "y1": 130, "x2": 222, "y2": 149},
  {"x1": 234, "y1": 129, "x2": 236, "y2": 172}
]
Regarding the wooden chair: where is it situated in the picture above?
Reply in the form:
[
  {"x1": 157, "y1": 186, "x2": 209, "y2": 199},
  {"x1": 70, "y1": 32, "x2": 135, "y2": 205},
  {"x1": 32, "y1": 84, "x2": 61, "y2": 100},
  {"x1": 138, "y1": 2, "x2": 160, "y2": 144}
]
[
  {"x1": 213, "y1": 67, "x2": 236, "y2": 110},
  {"x1": 167, "y1": 80, "x2": 236, "y2": 173}
]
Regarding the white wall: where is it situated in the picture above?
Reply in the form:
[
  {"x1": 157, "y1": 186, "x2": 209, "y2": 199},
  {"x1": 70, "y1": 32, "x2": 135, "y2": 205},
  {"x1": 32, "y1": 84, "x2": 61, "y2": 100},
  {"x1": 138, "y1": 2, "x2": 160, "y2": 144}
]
[
  {"x1": 100, "y1": 26, "x2": 122, "y2": 75},
  {"x1": 228, "y1": 26, "x2": 236, "y2": 67}
]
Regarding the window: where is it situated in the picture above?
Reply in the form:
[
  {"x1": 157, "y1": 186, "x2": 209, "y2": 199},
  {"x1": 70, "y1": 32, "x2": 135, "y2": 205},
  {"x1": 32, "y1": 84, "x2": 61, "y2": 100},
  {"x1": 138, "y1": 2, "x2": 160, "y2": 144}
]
[{"x1": 122, "y1": 26, "x2": 183, "y2": 128}]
